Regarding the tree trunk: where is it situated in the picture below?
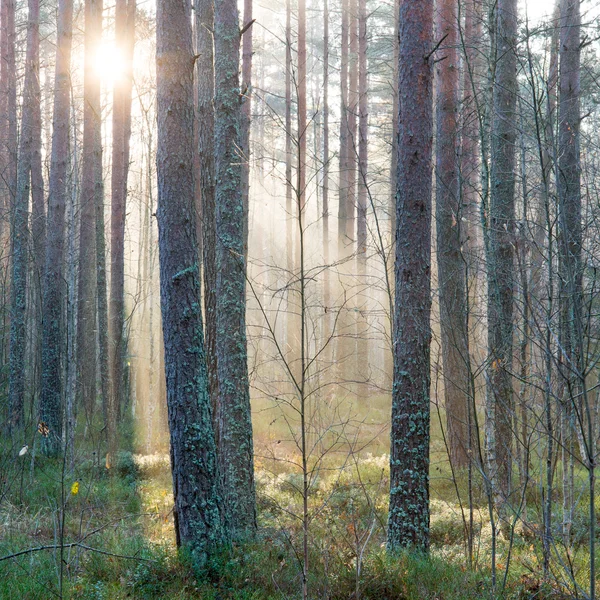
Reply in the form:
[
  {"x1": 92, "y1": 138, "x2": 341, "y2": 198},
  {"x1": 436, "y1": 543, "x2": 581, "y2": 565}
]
[
  {"x1": 322, "y1": 0, "x2": 330, "y2": 358},
  {"x1": 355, "y1": 0, "x2": 368, "y2": 392},
  {"x1": 486, "y1": 0, "x2": 518, "y2": 504},
  {"x1": 80, "y1": 0, "x2": 105, "y2": 435},
  {"x1": 384, "y1": 0, "x2": 400, "y2": 391},
  {"x1": 241, "y1": 0, "x2": 253, "y2": 260},
  {"x1": 156, "y1": 0, "x2": 225, "y2": 559},
  {"x1": 110, "y1": 0, "x2": 135, "y2": 433},
  {"x1": 8, "y1": 0, "x2": 40, "y2": 431},
  {"x1": 196, "y1": 0, "x2": 219, "y2": 418},
  {"x1": 435, "y1": 0, "x2": 470, "y2": 470},
  {"x1": 40, "y1": 0, "x2": 73, "y2": 457},
  {"x1": 338, "y1": 0, "x2": 349, "y2": 259},
  {"x1": 77, "y1": 0, "x2": 99, "y2": 420},
  {"x1": 0, "y1": 0, "x2": 17, "y2": 252},
  {"x1": 214, "y1": 0, "x2": 256, "y2": 537},
  {"x1": 387, "y1": 0, "x2": 434, "y2": 553}
]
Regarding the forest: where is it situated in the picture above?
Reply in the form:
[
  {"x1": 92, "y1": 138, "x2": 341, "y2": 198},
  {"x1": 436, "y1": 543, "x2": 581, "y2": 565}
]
[{"x1": 0, "y1": 0, "x2": 599, "y2": 597}]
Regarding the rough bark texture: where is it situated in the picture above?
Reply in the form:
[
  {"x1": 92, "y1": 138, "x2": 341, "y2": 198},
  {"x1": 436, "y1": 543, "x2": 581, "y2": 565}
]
[
  {"x1": 435, "y1": 0, "x2": 470, "y2": 469},
  {"x1": 156, "y1": 0, "x2": 225, "y2": 560},
  {"x1": 195, "y1": 0, "x2": 219, "y2": 417},
  {"x1": 487, "y1": 0, "x2": 518, "y2": 502},
  {"x1": 88, "y1": 0, "x2": 110, "y2": 454},
  {"x1": 557, "y1": 0, "x2": 584, "y2": 549},
  {"x1": 557, "y1": 0, "x2": 582, "y2": 395},
  {"x1": 40, "y1": 0, "x2": 73, "y2": 457},
  {"x1": 80, "y1": 0, "x2": 104, "y2": 433},
  {"x1": 240, "y1": 0, "x2": 253, "y2": 260},
  {"x1": 214, "y1": 0, "x2": 257, "y2": 537},
  {"x1": 110, "y1": 0, "x2": 135, "y2": 427},
  {"x1": 8, "y1": 0, "x2": 40, "y2": 431},
  {"x1": 387, "y1": 0, "x2": 434, "y2": 553}
]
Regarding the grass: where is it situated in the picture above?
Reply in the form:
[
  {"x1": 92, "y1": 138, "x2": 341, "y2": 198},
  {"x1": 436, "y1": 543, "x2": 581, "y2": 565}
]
[{"x1": 0, "y1": 404, "x2": 598, "y2": 599}]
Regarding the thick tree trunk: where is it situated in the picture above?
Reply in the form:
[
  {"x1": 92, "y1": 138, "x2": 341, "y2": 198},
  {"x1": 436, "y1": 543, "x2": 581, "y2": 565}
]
[
  {"x1": 156, "y1": 0, "x2": 225, "y2": 559},
  {"x1": 196, "y1": 0, "x2": 219, "y2": 417},
  {"x1": 486, "y1": 0, "x2": 518, "y2": 503},
  {"x1": 214, "y1": 0, "x2": 256, "y2": 537},
  {"x1": 387, "y1": 0, "x2": 434, "y2": 553},
  {"x1": 40, "y1": 0, "x2": 73, "y2": 457},
  {"x1": 435, "y1": 0, "x2": 470, "y2": 470}
]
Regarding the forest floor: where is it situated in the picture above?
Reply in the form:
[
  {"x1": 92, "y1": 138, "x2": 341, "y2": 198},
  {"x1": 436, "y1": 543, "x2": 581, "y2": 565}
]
[{"x1": 1, "y1": 402, "x2": 598, "y2": 599}]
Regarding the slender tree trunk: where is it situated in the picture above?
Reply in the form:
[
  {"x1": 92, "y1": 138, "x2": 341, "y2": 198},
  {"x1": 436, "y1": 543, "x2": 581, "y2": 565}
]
[
  {"x1": 0, "y1": 0, "x2": 17, "y2": 249},
  {"x1": 338, "y1": 0, "x2": 349, "y2": 260},
  {"x1": 30, "y1": 0, "x2": 45, "y2": 407},
  {"x1": 196, "y1": 0, "x2": 219, "y2": 416},
  {"x1": 384, "y1": 0, "x2": 400, "y2": 391},
  {"x1": 435, "y1": 0, "x2": 470, "y2": 470},
  {"x1": 355, "y1": 0, "x2": 368, "y2": 393},
  {"x1": 557, "y1": 1, "x2": 591, "y2": 591},
  {"x1": 156, "y1": 0, "x2": 225, "y2": 558},
  {"x1": 322, "y1": 0, "x2": 330, "y2": 357},
  {"x1": 387, "y1": 0, "x2": 434, "y2": 553},
  {"x1": 80, "y1": 0, "x2": 105, "y2": 434},
  {"x1": 110, "y1": 0, "x2": 135, "y2": 433},
  {"x1": 461, "y1": 0, "x2": 483, "y2": 259},
  {"x1": 214, "y1": 0, "x2": 257, "y2": 537},
  {"x1": 40, "y1": 0, "x2": 73, "y2": 457},
  {"x1": 285, "y1": 0, "x2": 293, "y2": 358},
  {"x1": 486, "y1": 0, "x2": 518, "y2": 504},
  {"x1": 8, "y1": 0, "x2": 41, "y2": 431},
  {"x1": 77, "y1": 5, "x2": 99, "y2": 422},
  {"x1": 241, "y1": 0, "x2": 253, "y2": 261}
]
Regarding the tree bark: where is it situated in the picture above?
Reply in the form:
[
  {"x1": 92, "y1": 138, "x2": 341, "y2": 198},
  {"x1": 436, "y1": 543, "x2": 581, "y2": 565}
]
[
  {"x1": 40, "y1": 0, "x2": 73, "y2": 457},
  {"x1": 196, "y1": 0, "x2": 219, "y2": 418},
  {"x1": 156, "y1": 0, "x2": 225, "y2": 559},
  {"x1": 8, "y1": 0, "x2": 41, "y2": 431},
  {"x1": 80, "y1": 0, "x2": 105, "y2": 435},
  {"x1": 355, "y1": 0, "x2": 368, "y2": 391},
  {"x1": 110, "y1": 0, "x2": 135, "y2": 431},
  {"x1": 214, "y1": 0, "x2": 256, "y2": 537},
  {"x1": 435, "y1": 0, "x2": 470, "y2": 470},
  {"x1": 241, "y1": 0, "x2": 253, "y2": 261},
  {"x1": 486, "y1": 0, "x2": 518, "y2": 503},
  {"x1": 387, "y1": 0, "x2": 434, "y2": 553}
]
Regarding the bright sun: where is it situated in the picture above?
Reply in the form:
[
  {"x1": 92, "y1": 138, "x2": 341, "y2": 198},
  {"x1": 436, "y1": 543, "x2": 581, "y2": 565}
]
[{"x1": 94, "y1": 42, "x2": 126, "y2": 85}]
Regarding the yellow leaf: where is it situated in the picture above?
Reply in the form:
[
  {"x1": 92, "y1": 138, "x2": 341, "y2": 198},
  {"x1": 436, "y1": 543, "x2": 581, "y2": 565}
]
[{"x1": 71, "y1": 482, "x2": 79, "y2": 496}]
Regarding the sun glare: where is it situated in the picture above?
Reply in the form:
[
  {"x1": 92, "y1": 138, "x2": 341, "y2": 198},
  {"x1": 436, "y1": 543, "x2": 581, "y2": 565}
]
[{"x1": 94, "y1": 42, "x2": 126, "y2": 84}]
